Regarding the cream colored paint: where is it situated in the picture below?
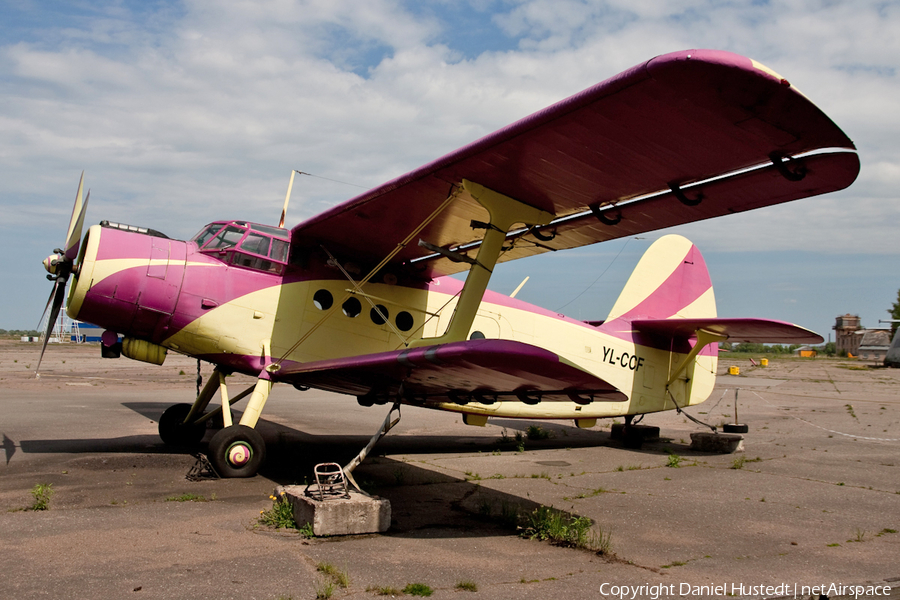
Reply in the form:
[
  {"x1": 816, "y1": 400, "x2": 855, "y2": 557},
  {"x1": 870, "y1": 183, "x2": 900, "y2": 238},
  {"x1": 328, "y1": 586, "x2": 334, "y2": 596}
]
[{"x1": 160, "y1": 272, "x2": 718, "y2": 420}]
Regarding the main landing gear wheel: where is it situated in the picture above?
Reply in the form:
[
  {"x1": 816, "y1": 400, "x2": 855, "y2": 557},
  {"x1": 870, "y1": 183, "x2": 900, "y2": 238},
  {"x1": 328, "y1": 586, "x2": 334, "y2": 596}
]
[
  {"x1": 158, "y1": 403, "x2": 207, "y2": 447},
  {"x1": 208, "y1": 425, "x2": 266, "y2": 478}
]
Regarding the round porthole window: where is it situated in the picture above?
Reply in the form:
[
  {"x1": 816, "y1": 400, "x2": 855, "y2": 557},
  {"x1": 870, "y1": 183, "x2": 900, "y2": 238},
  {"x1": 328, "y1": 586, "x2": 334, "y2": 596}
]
[
  {"x1": 370, "y1": 304, "x2": 389, "y2": 325},
  {"x1": 396, "y1": 311, "x2": 414, "y2": 331},
  {"x1": 313, "y1": 289, "x2": 333, "y2": 310},
  {"x1": 342, "y1": 297, "x2": 362, "y2": 318}
]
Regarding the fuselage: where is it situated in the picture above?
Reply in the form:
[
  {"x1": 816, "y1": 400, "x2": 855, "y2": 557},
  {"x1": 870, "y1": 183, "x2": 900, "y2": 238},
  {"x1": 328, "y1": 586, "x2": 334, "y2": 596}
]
[{"x1": 67, "y1": 220, "x2": 717, "y2": 422}]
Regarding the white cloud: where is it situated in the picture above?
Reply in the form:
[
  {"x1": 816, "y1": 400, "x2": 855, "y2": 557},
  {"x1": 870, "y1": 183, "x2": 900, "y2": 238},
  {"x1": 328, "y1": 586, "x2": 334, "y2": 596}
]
[{"x1": 2, "y1": 0, "x2": 899, "y2": 328}]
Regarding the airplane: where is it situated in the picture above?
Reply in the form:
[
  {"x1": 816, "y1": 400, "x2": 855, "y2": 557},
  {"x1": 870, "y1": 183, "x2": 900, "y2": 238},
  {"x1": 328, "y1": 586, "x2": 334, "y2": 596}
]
[{"x1": 37, "y1": 49, "x2": 859, "y2": 478}]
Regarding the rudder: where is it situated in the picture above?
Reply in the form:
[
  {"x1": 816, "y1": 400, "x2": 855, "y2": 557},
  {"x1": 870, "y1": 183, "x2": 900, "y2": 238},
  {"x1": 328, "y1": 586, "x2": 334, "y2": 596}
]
[{"x1": 606, "y1": 234, "x2": 716, "y2": 324}]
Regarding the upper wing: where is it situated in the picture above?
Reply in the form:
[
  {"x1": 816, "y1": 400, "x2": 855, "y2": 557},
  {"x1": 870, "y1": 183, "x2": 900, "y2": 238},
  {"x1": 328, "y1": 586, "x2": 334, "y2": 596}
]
[
  {"x1": 274, "y1": 338, "x2": 626, "y2": 404},
  {"x1": 291, "y1": 49, "x2": 858, "y2": 280}
]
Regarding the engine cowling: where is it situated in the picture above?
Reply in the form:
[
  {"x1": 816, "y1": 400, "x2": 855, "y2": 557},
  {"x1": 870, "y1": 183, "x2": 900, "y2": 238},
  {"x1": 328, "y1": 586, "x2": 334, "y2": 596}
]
[{"x1": 67, "y1": 224, "x2": 189, "y2": 344}]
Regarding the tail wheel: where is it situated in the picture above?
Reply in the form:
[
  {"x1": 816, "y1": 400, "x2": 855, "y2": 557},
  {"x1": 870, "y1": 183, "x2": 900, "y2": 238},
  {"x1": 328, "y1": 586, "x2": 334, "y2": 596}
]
[
  {"x1": 208, "y1": 425, "x2": 266, "y2": 478},
  {"x1": 158, "y1": 403, "x2": 206, "y2": 447},
  {"x1": 723, "y1": 423, "x2": 749, "y2": 433}
]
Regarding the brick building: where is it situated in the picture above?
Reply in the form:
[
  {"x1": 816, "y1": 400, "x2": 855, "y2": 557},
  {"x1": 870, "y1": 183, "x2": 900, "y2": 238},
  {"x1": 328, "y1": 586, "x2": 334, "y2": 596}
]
[{"x1": 833, "y1": 314, "x2": 862, "y2": 356}]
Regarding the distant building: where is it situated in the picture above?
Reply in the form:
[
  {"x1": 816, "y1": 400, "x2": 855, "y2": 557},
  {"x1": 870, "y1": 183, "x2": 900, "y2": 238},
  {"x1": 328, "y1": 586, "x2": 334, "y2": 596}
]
[
  {"x1": 834, "y1": 314, "x2": 862, "y2": 356},
  {"x1": 857, "y1": 329, "x2": 891, "y2": 362},
  {"x1": 69, "y1": 322, "x2": 104, "y2": 343}
]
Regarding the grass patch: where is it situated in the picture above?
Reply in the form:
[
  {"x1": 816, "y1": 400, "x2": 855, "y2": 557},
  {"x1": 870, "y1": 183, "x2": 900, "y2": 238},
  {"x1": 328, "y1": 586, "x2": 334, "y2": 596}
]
[
  {"x1": 848, "y1": 528, "x2": 866, "y2": 543},
  {"x1": 456, "y1": 580, "x2": 478, "y2": 592},
  {"x1": 403, "y1": 583, "x2": 434, "y2": 596},
  {"x1": 572, "y1": 487, "x2": 610, "y2": 499},
  {"x1": 258, "y1": 493, "x2": 297, "y2": 529},
  {"x1": 367, "y1": 586, "x2": 403, "y2": 596},
  {"x1": 520, "y1": 505, "x2": 612, "y2": 554},
  {"x1": 315, "y1": 579, "x2": 334, "y2": 599},
  {"x1": 165, "y1": 492, "x2": 207, "y2": 502},
  {"x1": 876, "y1": 528, "x2": 897, "y2": 537},
  {"x1": 661, "y1": 560, "x2": 687, "y2": 568},
  {"x1": 666, "y1": 454, "x2": 683, "y2": 468},
  {"x1": 30, "y1": 483, "x2": 54, "y2": 511},
  {"x1": 317, "y1": 563, "x2": 349, "y2": 588},
  {"x1": 526, "y1": 425, "x2": 551, "y2": 440}
]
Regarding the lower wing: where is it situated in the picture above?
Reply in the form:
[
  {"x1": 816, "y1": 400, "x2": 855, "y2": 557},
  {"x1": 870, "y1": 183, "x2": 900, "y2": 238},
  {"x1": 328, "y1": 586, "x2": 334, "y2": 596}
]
[{"x1": 275, "y1": 339, "x2": 625, "y2": 404}]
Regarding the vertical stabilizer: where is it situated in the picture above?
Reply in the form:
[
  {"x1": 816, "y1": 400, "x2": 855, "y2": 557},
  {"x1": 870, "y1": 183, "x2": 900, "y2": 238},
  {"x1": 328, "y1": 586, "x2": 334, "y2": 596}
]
[
  {"x1": 606, "y1": 234, "x2": 716, "y2": 324},
  {"x1": 603, "y1": 234, "x2": 718, "y2": 409}
]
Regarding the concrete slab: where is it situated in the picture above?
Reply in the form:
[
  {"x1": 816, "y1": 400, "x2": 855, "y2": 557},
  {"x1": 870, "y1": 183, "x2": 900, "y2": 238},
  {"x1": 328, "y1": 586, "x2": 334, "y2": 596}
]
[
  {"x1": 282, "y1": 485, "x2": 391, "y2": 535},
  {"x1": 610, "y1": 423, "x2": 661, "y2": 441},
  {"x1": 690, "y1": 431, "x2": 744, "y2": 453}
]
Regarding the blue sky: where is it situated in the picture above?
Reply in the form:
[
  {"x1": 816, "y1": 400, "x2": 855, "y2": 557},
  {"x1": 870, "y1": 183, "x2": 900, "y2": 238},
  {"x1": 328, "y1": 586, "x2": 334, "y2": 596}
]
[{"x1": 2, "y1": 0, "x2": 899, "y2": 340}]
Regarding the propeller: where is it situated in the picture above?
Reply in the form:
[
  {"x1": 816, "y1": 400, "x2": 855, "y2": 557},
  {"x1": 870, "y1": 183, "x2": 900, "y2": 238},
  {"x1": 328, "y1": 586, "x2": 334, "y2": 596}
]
[{"x1": 36, "y1": 172, "x2": 90, "y2": 375}]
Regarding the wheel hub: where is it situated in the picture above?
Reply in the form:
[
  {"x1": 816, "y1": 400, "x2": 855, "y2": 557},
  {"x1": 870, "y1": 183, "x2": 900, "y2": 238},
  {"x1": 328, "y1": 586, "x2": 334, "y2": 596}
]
[{"x1": 226, "y1": 442, "x2": 252, "y2": 467}]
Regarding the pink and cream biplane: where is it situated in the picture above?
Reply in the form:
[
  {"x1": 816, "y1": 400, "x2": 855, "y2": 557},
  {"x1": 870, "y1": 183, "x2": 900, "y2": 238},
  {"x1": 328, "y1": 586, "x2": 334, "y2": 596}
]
[{"x1": 39, "y1": 50, "x2": 858, "y2": 477}]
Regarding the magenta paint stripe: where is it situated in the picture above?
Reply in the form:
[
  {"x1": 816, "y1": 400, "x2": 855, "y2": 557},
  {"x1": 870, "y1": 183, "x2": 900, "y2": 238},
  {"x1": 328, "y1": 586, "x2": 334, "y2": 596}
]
[{"x1": 428, "y1": 276, "x2": 598, "y2": 330}]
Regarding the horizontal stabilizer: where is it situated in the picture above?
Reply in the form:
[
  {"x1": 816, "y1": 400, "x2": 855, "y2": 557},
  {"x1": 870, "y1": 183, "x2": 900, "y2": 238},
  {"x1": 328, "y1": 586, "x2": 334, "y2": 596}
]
[
  {"x1": 633, "y1": 318, "x2": 824, "y2": 345},
  {"x1": 275, "y1": 339, "x2": 625, "y2": 404}
]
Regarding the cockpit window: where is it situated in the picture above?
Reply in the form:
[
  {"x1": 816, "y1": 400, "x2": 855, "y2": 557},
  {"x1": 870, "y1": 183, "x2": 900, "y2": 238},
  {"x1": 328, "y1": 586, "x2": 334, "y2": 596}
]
[
  {"x1": 195, "y1": 220, "x2": 290, "y2": 275},
  {"x1": 203, "y1": 225, "x2": 246, "y2": 251},
  {"x1": 239, "y1": 233, "x2": 271, "y2": 256},
  {"x1": 270, "y1": 238, "x2": 289, "y2": 262},
  {"x1": 250, "y1": 223, "x2": 289, "y2": 237},
  {"x1": 193, "y1": 223, "x2": 225, "y2": 247}
]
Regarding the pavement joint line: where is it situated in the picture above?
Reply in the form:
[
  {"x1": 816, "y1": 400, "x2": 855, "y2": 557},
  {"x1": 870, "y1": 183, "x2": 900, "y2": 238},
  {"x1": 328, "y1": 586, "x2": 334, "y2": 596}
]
[{"x1": 751, "y1": 390, "x2": 900, "y2": 442}]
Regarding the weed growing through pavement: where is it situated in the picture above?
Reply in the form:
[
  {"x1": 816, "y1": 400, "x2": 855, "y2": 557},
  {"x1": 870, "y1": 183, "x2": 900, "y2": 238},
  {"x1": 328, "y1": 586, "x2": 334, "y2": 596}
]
[
  {"x1": 403, "y1": 583, "x2": 434, "y2": 596},
  {"x1": 366, "y1": 586, "x2": 403, "y2": 596},
  {"x1": 514, "y1": 431, "x2": 526, "y2": 452},
  {"x1": 849, "y1": 528, "x2": 867, "y2": 543},
  {"x1": 526, "y1": 425, "x2": 550, "y2": 440},
  {"x1": 456, "y1": 580, "x2": 478, "y2": 592},
  {"x1": 315, "y1": 579, "x2": 334, "y2": 600},
  {"x1": 520, "y1": 505, "x2": 612, "y2": 555},
  {"x1": 30, "y1": 483, "x2": 54, "y2": 511},
  {"x1": 165, "y1": 492, "x2": 207, "y2": 502},
  {"x1": 666, "y1": 454, "x2": 683, "y2": 468},
  {"x1": 317, "y1": 563, "x2": 350, "y2": 588},
  {"x1": 258, "y1": 492, "x2": 297, "y2": 529}
]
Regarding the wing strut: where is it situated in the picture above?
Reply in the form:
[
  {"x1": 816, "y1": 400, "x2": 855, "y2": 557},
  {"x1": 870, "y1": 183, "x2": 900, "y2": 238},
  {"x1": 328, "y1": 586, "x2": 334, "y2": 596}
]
[
  {"x1": 410, "y1": 179, "x2": 553, "y2": 347},
  {"x1": 343, "y1": 402, "x2": 402, "y2": 495},
  {"x1": 666, "y1": 328, "x2": 727, "y2": 387}
]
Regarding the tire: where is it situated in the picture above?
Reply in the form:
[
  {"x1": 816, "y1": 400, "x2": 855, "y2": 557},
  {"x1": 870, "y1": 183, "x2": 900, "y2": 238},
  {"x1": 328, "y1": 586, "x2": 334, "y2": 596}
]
[
  {"x1": 208, "y1": 425, "x2": 266, "y2": 478},
  {"x1": 158, "y1": 403, "x2": 206, "y2": 447},
  {"x1": 723, "y1": 423, "x2": 749, "y2": 434},
  {"x1": 623, "y1": 428, "x2": 644, "y2": 449}
]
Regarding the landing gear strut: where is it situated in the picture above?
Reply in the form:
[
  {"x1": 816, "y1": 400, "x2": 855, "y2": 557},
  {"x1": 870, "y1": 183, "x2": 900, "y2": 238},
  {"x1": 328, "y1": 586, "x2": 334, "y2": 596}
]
[{"x1": 159, "y1": 365, "x2": 271, "y2": 478}]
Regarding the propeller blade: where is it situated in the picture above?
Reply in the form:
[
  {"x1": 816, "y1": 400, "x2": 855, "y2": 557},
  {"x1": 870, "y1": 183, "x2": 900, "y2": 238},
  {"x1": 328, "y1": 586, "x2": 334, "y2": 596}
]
[
  {"x1": 63, "y1": 172, "x2": 88, "y2": 262},
  {"x1": 37, "y1": 278, "x2": 59, "y2": 330},
  {"x1": 35, "y1": 277, "x2": 67, "y2": 375}
]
